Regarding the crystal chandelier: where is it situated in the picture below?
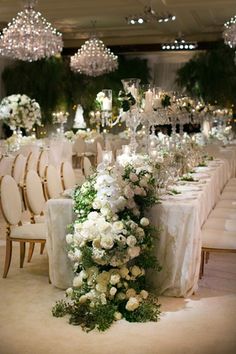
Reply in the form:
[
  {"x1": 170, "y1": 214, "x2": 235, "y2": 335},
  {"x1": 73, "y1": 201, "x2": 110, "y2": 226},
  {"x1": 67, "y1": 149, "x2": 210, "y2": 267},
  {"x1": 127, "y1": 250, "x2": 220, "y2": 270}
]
[
  {"x1": 0, "y1": 0, "x2": 63, "y2": 62},
  {"x1": 70, "y1": 36, "x2": 118, "y2": 77},
  {"x1": 223, "y1": 15, "x2": 236, "y2": 49}
]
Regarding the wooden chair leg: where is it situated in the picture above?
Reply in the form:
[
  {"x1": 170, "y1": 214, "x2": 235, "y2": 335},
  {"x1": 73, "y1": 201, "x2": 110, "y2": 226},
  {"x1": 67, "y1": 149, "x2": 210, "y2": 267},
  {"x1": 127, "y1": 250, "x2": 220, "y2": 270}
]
[
  {"x1": 28, "y1": 242, "x2": 35, "y2": 263},
  {"x1": 200, "y1": 250, "x2": 205, "y2": 279},
  {"x1": 206, "y1": 251, "x2": 210, "y2": 264},
  {"x1": 40, "y1": 242, "x2": 45, "y2": 255},
  {"x1": 3, "y1": 239, "x2": 12, "y2": 278},
  {"x1": 20, "y1": 242, "x2": 26, "y2": 268}
]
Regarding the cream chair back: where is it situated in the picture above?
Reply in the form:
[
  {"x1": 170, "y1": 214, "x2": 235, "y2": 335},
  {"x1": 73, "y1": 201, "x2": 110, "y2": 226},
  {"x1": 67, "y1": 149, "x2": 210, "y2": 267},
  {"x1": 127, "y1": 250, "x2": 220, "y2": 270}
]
[
  {"x1": 0, "y1": 156, "x2": 14, "y2": 177},
  {"x1": 25, "y1": 151, "x2": 40, "y2": 173},
  {"x1": 11, "y1": 154, "x2": 27, "y2": 184},
  {"x1": 37, "y1": 150, "x2": 49, "y2": 178},
  {"x1": 25, "y1": 170, "x2": 45, "y2": 215},
  {"x1": 61, "y1": 161, "x2": 76, "y2": 190},
  {"x1": 73, "y1": 137, "x2": 86, "y2": 155},
  {"x1": 45, "y1": 164, "x2": 63, "y2": 199},
  {"x1": 0, "y1": 175, "x2": 22, "y2": 225},
  {"x1": 83, "y1": 156, "x2": 93, "y2": 178},
  {"x1": 96, "y1": 142, "x2": 103, "y2": 165}
]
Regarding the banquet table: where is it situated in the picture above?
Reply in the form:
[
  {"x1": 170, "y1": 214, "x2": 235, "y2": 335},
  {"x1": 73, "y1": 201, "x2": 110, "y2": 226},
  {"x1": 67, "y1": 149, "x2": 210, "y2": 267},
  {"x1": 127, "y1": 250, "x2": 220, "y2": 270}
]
[{"x1": 45, "y1": 144, "x2": 236, "y2": 296}]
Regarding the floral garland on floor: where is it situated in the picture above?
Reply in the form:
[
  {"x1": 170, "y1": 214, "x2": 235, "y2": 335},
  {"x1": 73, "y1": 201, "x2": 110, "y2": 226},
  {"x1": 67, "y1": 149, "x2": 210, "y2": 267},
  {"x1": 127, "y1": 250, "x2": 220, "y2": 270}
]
[{"x1": 52, "y1": 156, "x2": 161, "y2": 331}]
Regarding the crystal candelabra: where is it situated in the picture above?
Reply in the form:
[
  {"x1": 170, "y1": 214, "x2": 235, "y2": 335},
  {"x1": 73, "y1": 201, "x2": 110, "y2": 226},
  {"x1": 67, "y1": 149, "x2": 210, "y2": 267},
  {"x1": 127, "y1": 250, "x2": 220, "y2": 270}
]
[{"x1": 121, "y1": 78, "x2": 142, "y2": 154}]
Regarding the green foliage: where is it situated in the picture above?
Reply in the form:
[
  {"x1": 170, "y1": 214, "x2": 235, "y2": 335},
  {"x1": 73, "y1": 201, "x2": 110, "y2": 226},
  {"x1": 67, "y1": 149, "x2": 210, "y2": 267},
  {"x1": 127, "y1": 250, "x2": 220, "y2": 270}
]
[
  {"x1": 2, "y1": 55, "x2": 150, "y2": 125},
  {"x1": 176, "y1": 41, "x2": 236, "y2": 107},
  {"x1": 123, "y1": 298, "x2": 161, "y2": 323},
  {"x1": 52, "y1": 300, "x2": 69, "y2": 318}
]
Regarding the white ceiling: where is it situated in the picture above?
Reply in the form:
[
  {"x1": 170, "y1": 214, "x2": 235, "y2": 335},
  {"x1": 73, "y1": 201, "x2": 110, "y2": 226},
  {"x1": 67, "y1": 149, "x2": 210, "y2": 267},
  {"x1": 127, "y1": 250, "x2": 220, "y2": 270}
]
[{"x1": 0, "y1": 0, "x2": 236, "y2": 48}]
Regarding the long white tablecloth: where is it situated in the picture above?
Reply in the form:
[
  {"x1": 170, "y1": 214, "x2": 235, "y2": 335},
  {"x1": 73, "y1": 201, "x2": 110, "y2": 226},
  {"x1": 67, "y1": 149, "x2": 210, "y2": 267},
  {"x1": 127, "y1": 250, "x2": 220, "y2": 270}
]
[{"x1": 46, "y1": 144, "x2": 236, "y2": 295}]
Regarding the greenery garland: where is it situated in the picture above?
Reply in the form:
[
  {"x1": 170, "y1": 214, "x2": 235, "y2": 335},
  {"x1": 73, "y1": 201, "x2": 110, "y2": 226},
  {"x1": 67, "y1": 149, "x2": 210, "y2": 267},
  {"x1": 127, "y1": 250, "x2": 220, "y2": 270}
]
[{"x1": 52, "y1": 156, "x2": 161, "y2": 331}]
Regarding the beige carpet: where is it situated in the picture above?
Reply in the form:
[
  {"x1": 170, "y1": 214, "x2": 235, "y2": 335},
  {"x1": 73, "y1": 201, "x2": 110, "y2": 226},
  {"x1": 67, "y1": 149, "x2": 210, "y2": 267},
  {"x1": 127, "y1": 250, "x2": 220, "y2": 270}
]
[{"x1": 0, "y1": 237, "x2": 236, "y2": 354}]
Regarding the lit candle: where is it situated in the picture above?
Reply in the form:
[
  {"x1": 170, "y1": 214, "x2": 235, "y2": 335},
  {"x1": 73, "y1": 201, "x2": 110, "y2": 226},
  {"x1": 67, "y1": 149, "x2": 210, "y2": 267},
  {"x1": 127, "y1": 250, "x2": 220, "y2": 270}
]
[
  {"x1": 144, "y1": 89, "x2": 153, "y2": 112},
  {"x1": 102, "y1": 97, "x2": 112, "y2": 111}
]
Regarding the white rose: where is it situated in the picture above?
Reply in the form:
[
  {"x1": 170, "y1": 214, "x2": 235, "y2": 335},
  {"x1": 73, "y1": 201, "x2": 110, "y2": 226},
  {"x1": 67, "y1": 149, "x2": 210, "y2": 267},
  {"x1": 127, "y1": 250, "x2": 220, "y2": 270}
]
[
  {"x1": 125, "y1": 297, "x2": 140, "y2": 311},
  {"x1": 140, "y1": 217, "x2": 150, "y2": 227},
  {"x1": 140, "y1": 290, "x2": 149, "y2": 299},
  {"x1": 115, "y1": 234, "x2": 126, "y2": 246},
  {"x1": 126, "y1": 235, "x2": 137, "y2": 247},
  {"x1": 79, "y1": 295, "x2": 88, "y2": 303},
  {"x1": 65, "y1": 287, "x2": 73, "y2": 297},
  {"x1": 73, "y1": 275, "x2": 83, "y2": 288},
  {"x1": 88, "y1": 211, "x2": 99, "y2": 220},
  {"x1": 136, "y1": 227, "x2": 145, "y2": 237},
  {"x1": 100, "y1": 234, "x2": 114, "y2": 249},
  {"x1": 126, "y1": 288, "x2": 136, "y2": 298},
  {"x1": 96, "y1": 283, "x2": 107, "y2": 293},
  {"x1": 129, "y1": 172, "x2": 139, "y2": 182},
  {"x1": 131, "y1": 265, "x2": 142, "y2": 277},
  {"x1": 66, "y1": 233, "x2": 74, "y2": 244},
  {"x1": 139, "y1": 177, "x2": 148, "y2": 187},
  {"x1": 126, "y1": 199, "x2": 136, "y2": 209},
  {"x1": 113, "y1": 221, "x2": 124, "y2": 232},
  {"x1": 74, "y1": 249, "x2": 82, "y2": 262},
  {"x1": 110, "y1": 287, "x2": 117, "y2": 296},
  {"x1": 101, "y1": 206, "x2": 112, "y2": 217},
  {"x1": 134, "y1": 186, "x2": 143, "y2": 195},
  {"x1": 128, "y1": 246, "x2": 141, "y2": 259},
  {"x1": 124, "y1": 185, "x2": 134, "y2": 199},
  {"x1": 110, "y1": 274, "x2": 120, "y2": 285},
  {"x1": 114, "y1": 311, "x2": 122, "y2": 320},
  {"x1": 100, "y1": 293, "x2": 107, "y2": 305},
  {"x1": 120, "y1": 266, "x2": 129, "y2": 278}
]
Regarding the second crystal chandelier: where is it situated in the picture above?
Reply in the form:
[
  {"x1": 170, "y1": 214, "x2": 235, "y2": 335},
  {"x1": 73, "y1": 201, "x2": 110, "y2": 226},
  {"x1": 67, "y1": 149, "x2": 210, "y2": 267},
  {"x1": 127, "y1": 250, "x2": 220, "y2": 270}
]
[{"x1": 70, "y1": 35, "x2": 118, "y2": 77}]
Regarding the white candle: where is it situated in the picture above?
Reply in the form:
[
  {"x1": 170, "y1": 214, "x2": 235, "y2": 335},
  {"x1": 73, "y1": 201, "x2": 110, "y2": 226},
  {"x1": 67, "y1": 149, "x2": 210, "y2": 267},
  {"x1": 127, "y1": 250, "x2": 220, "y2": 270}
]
[
  {"x1": 102, "y1": 97, "x2": 112, "y2": 111},
  {"x1": 144, "y1": 89, "x2": 153, "y2": 112}
]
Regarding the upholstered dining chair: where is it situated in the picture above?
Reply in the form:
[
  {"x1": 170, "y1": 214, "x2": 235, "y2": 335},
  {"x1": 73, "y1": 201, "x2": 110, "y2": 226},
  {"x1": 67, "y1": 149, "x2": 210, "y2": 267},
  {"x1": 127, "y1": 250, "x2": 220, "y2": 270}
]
[
  {"x1": 72, "y1": 136, "x2": 86, "y2": 168},
  {"x1": 83, "y1": 156, "x2": 93, "y2": 178},
  {"x1": 37, "y1": 149, "x2": 49, "y2": 179},
  {"x1": 44, "y1": 164, "x2": 63, "y2": 199},
  {"x1": 0, "y1": 175, "x2": 46, "y2": 278},
  {"x1": 24, "y1": 170, "x2": 46, "y2": 261},
  {"x1": 25, "y1": 150, "x2": 40, "y2": 177},
  {"x1": 96, "y1": 142, "x2": 103, "y2": 166},
  {"x1": 60, "y1": 161, "x2": 76, "y2": 190},
  {"x1": 11, "y1": 153, "x2": 27, "y2": 186}
]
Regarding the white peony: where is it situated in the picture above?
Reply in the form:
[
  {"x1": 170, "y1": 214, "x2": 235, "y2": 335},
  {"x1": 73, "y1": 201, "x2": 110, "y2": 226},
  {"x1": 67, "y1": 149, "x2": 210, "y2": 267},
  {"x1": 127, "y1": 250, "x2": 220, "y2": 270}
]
[
  {"x1": 140, "y1": 217, "x2": 150, "y2": 226},
  {"x1": 129, "y1": 172, "x2": 139, "y2": 182},
  {"x1": 140, "y1": 290, "x2": 149, "y2": 299},
  {"x1": 109, "y1": 287, "x2": 117, "y2": 296},
  {"x1": 73, "y1": 275, "x2": 83, "y2": 288},
  {"x1": 110, "y1": 274, "x2": 121, "y2": 285},
  {"x1": 114, "y1": 311, "x2": 122, "y2": 320},
  {"x1": 66, "y1": 233, "x2": 74, "y2": 244},
  {"x1": 126, "y1": 235, "x2": 137, "y2": 247},
  {"x1": 125, "y1": 297, "x2": 140, "y2": 311},
  {"x1": 128, "y1": 246, "x2": 141, "y2": 259},
  {"x1": 131, "y1": 265, "x2": 142, "y2": 277}
]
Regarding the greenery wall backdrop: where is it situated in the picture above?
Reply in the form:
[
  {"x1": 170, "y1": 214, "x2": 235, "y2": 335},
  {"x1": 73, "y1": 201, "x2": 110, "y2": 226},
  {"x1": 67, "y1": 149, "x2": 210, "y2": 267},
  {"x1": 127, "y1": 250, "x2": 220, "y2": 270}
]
[{"x1": 1, "y1": 55, "x2": 150, "y2": 126}]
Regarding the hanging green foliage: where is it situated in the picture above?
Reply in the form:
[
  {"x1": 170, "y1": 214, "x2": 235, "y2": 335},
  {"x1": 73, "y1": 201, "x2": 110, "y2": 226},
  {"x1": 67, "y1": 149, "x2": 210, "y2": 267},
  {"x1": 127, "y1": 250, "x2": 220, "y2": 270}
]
[
  {"x1": 176, "y1": 41, "x2": 236, "y2": 108},
  {"x1": 2, "y1": 55, "x2": 150, "y2": 125}
]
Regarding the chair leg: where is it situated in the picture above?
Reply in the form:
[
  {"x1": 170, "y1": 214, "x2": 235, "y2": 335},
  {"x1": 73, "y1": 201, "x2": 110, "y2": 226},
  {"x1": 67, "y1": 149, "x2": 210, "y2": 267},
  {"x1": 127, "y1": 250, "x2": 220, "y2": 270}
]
[
  {"x1": 28, "y1": 242, "x2": 35, "y2": 263},
  {"x1": 20, "y1": 242, "x2": 26, "y2": 268},
  {"x1": 206, "y1": 251, "x2": 210, "y2": 264},
  {"x1": 40, "y1": 242, "x2": 45, "y2": 255},
  {"x1": 3, "y1": 239, "x2": 12, "y2": 278},
  {"x1": 200, "y1": 250, "x2": 205, "y2": 279}
]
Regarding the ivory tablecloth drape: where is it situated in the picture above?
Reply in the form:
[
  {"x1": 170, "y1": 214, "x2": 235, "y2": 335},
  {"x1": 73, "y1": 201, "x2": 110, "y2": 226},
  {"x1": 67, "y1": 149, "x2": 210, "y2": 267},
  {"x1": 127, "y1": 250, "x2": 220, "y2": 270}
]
[{"x1": 46, "y1": 145, "x2": 236, "y2": 295}]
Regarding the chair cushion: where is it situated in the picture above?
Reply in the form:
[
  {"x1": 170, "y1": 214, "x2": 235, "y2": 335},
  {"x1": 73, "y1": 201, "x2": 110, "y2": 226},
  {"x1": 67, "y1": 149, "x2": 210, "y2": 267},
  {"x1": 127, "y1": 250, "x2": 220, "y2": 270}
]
[
  {"x1": 202, "y1": 229, "x2": 236, "y2": 250},
  {"x1": 11, "y1": 223, "x2": 46, "y2": 240}
]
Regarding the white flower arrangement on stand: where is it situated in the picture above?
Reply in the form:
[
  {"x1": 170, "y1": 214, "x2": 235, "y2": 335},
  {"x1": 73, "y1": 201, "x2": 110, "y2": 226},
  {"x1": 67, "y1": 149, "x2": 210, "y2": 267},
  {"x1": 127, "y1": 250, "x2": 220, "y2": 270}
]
[
  {"x1": 52, "y1": 157, "x2": 161, "y2": 331},
  {"x1": 0, "y1": 94, "x2": 41, "y2": 131}
]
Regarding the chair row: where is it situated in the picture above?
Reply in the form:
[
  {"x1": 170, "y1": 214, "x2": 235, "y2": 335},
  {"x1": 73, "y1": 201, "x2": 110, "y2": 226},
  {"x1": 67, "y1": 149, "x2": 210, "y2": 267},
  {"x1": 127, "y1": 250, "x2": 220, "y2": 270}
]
[{"x1": 200, "y1": 177, "x2": 236, "y2": 277}]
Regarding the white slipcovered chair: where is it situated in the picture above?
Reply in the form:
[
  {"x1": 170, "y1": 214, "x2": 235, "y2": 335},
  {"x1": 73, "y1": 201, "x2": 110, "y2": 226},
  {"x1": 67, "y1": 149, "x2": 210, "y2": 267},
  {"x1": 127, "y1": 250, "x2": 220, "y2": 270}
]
[
  {"x1": 96, "y1": 142, "x2": 103, "y2": 166},
  {"x1": 83, "y1": 156, "x2": 93, "y2": 178},
  {"x1": 0, "y1": 175, "x2": 46, "y2": 278},
  {"x1": 0, "y1": 155, "x2": 14, "y2": 177},
  {"x1": 44, "y1": 164, "x2": 63, "y2": 199},
  {"x1": 11, "y1": 153, "x2": 27, "y2": 186},
  {"x1": 60, "y1": 161, "x2": 76, "y2": 190}
]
